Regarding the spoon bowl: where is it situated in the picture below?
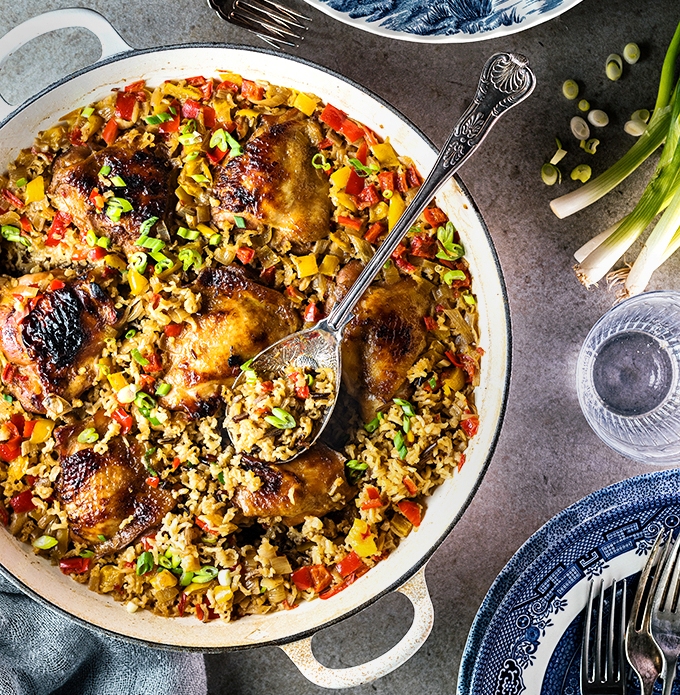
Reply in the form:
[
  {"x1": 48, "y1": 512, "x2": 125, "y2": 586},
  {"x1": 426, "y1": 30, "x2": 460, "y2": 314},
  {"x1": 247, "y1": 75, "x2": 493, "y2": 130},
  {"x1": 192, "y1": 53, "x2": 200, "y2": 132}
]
[{"x1": 226, "y1": 51, "x2": 536, "y2": 461}]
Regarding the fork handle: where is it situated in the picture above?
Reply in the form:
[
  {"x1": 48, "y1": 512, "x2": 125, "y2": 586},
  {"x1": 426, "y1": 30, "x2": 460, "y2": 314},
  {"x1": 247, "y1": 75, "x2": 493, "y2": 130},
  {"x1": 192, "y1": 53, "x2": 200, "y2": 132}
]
[{"x1": 662, "y1": 656, "x2": 678, "y2": 695}]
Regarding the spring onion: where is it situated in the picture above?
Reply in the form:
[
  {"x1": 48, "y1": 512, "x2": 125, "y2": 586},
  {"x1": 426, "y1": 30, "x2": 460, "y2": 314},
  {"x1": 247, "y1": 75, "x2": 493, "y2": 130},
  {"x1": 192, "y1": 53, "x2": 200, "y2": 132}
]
[
  {"x1": 550, "y1": 138, "x2": 568, "y2": 165},
  {"x1": 580, "y1": 138, "x2": 600, "y2": 154},
  {"x1": 180, "y1": 571, "x2": 194, "y2": 586},
  {"x1": 3, "y1": 394, "x2": 13, "y2": 403},
  {"x1": 442, "y1": 269, "x2": 466, "y2": 285},
  {"x1": 32, "y1": 535, "x2": 58, "y2": 550},
  {"x1": 81, "y1": 106, "x2": 95, "y2": 118},
  {"x1": 624, "y1": 119, "x2": 647, "y2": 137},
  {"x1": 105, "y1": 197, "x2": 133, "y2": 222},
  {"x1": 394, "y1": 431, "x2": 407, "y2": 459},
  {"x1": 624, "y1": 42, "x2": 641, "y2": 64},
  {"x1": 125, "y1": 328, "x2": 137, "y2": 339},
  {"x1": 156, "y1": 382, "x2": 172, "y2": 396},
  {"x1": 86, "y1": 229, "x2": 98, "y2": 247},
  {"x1": 110, "y1": 175, "x2": 126, "y2": 187},
  {"x1": 143, "y1": 112, "x2": 173, "y2": 125},
  {"x1": 240, "y1": 358, "x2": 257, "y2": 384},
  {"x1": 312, "y1": 153, "x2": 331, "y2": 171},
  {"x1": 15, "y1": 178, "x2": 27, "y2": 188},
  {"x1": 233, "y1": 215, "x2": 246, "y2": 228},
  {"x1": 208, "y1": 233, "x2": 222, "y2": 246},
  {"x1": 177, "y1": 226, "x2": 200, "y2": 240},
  {"x1": 77, "y1": 427, "x2": 99, "y2": 444},
  {"x1": 632, "y1": 109, "x2": 651, "y2": 123},
  {"x1": 136, "y1": 551, "x2": 154, "y2": 575},
  {"x1": 364, "y1": 412, "x2": 383, "y2": 433},
  {"x1": 562, "y1": 79, "x2": 579, "y2": 100},
  {"x1": 606, "y1": 53, "x2": 624, "y2": 81},
  {"x1": 346, "y1": 459, "x2": 368, "y2": 484},
  {"x1": 436, "y1": 221, "x2": 464, "y2": 261},
  {"x1": 131, "y1": 348, "x2": 149, "y2": 366},
  {"x1": 1, "y1": 224, "x2": 30, "y2": 247},
  {"x1": 578, "y1": 99, "x2": 591, "y2": 112},
  {"x1": 570, "y1": 164, "x2": 592, "y2": 183},
  {"x1": 192, "y1": 566, "x2": 219, "y2": 584},
  {"x1": 129, "y1": 251, "x2": 148, "y2": 274},
  {"x1": 541, "y1": 163, "x2": 560, "y2": 186},
  {"x1": 348, "y1": 158, "x2": 379, "y2": 177},
  {"x1": 264, "y1": 407, "x2": 296, "y2": 429},
  {"x1": 394, "y1": 398, "x2": 416, "y2": 417},
  {"x1": 139, "y1": 216, "x2": 159, "y2": 236},
  {"x1": 178, "y1": 247, "x2": 202, "y2": 271},
  {"x1": 588, "y1": 109, "x2": 610, "y2": 127},
  {"x1": 96, "y1": 236, "x2": 111, "y2": 248},
  {"x1": 98, "y1": 165, "x2": 111, "y2": 177},
  {"x1": 571, "y1": 116, "x2": 590, "y2": 140}
]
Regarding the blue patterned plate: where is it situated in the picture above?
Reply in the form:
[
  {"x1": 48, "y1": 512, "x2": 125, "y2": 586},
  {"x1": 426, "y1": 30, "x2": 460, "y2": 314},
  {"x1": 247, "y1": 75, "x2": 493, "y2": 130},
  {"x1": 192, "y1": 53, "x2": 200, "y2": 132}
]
[
  {"x1": 304, "y1": 0, "x2": 584, "y2": 43},
  {"x1": 457, "y1": 469, "x2": 680, "y2": 695}
]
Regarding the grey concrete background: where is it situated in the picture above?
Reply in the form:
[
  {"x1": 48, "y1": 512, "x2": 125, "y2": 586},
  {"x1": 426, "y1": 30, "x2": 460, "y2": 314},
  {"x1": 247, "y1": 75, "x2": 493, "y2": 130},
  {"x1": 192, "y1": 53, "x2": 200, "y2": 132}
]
[{"x1": 0, "y1": 0, "x2": 677, "y2": 692}]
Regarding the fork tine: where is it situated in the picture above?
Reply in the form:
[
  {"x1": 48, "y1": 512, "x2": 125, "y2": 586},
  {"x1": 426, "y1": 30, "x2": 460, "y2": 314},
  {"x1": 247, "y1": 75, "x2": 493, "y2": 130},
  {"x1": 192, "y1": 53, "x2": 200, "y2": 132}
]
[
  {"x1": 595, "y1": 578, "x2": 605, "y2": 683},
  {"x1": 656, "y1": 532, "x2": 680, "y2": 613},
  {"x1": 618, "y1": 580, "x2": 626, "y2": 681},
  {"x1": 237, "y1": 0, "x2": 308, "y2": 31},
  {"x1": 608, "y1": 578, "x2": 616, "y2": 681},
  {"x1": 583, "y1": 581, "x2": 594, "y2": 684},
  {"x1": 631, "y1": 531, "x2": 667, "y2": 633},
  {"x1": 247, "y1": 0, "x2": 312, "y2": 23}
]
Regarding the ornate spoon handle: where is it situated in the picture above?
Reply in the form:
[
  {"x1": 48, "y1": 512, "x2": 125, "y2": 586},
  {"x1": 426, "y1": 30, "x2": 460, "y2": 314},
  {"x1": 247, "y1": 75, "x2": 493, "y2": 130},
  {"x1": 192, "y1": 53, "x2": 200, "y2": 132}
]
[{"x1": 324, "y1": 52, "x2": 536, "y2": 335}]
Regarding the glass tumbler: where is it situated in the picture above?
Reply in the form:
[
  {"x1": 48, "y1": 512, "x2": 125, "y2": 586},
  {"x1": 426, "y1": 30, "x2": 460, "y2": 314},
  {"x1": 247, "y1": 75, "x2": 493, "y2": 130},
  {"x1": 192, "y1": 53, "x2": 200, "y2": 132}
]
[{"x1": 576, "y1": 290, "x2": 680, "y2": 465}]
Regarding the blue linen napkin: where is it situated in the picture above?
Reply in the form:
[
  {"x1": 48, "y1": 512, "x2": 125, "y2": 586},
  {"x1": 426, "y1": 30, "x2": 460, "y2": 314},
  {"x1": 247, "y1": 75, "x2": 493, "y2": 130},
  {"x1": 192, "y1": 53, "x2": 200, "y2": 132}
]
[{"x1": 0, "y1": 572, "x2": 207, "y2": 695}]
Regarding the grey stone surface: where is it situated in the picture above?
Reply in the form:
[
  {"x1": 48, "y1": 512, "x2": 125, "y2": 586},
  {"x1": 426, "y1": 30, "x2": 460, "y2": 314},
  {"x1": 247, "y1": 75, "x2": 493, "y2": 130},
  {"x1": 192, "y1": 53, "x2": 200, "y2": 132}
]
[{"x1": 0, "y1": 0, "x2": 678, "y2": 692}]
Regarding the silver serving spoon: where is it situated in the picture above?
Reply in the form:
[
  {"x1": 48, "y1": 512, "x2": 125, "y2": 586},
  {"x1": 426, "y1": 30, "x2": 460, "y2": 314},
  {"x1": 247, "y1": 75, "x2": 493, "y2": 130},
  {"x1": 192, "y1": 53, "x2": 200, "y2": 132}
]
[{"x1": 226, "y1": 52, "x2": 536, "y2": 461}]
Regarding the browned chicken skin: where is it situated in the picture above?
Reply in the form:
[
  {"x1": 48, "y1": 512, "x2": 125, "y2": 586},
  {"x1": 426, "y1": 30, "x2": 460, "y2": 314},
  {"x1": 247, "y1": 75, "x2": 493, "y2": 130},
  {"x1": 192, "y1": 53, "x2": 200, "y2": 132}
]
[
  {"x1": 212, "y1": 111, "x2": 331, "y2": 248},
  {"x1": 328, "y1": 261, "x2": 429, "y2": 420},
  {"x1": 55, "y1": 428, "x2": 174, "y2": 555},
  {"x1": 233, "y1": 444, "x2": 353, "y2": 525},
  {"x1": 161, "y1": 265, "x2": 301, "y2": 416},
  {"x1": 49, "y1": 141, "x2": 174, "y2": 254},
  {"x1": 0, "y1": 271, "x2": 117, "y2": 414}
]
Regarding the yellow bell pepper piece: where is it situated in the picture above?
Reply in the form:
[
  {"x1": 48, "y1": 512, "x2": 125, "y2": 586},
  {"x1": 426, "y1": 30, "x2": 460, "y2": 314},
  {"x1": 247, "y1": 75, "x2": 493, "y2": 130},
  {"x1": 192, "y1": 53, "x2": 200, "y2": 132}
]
[
  {"x1": 197, "y1": 223, "x2": 214, "y2": 237},
  {"x1": 329, "y1": 232, "x2": 351, "y2": 252},
  {"x1": 214, "y1": 585, "x2": 234, "y2": 604},
  {"x1": 346, "y1": 518, "x2": 378, "y2": 558},
  {"x1": 370, "y1": 142, "x2": 400, "y2": 168},
  {"x1": 293, "y1": 254, "x2": 318, "y2": 278},
  {"x1": 150, "y1": 569, "x2": 178, "y2": 590},
  {"x1": 236, "y1": 108, "x2": 259, "y2": 118},
  {"x1": 7, "y1": 456, "x2": 28, "y2": 483},
  {"x1": 104, "y1": 254, "x2": 127, "y2": 272},
  {"x1": 24, "y1": 176, "x2": 45, "y2": 204},
  {"x1": 128, "y1": 268, "x2": 149, "y2": 295},
  {"x1": 292, "y1": 92, "x2": 318, "y2": 117},
  {"x1": 387, "y1": 193, "x2": 406, "y2": 231},
  {"x1": 30, "y1": 419, "x2": 55, "y2": 444},
  {"x1": 330, "y1": 166, "x2": 351, "y2": 189},
  {"x1": 319, "y1": 255, "x2": 340, "y2": 277},
  {"x1": 107, "y1": 372, "x2": 129, "y2": 392},
  {"x1": 335, "y1": 192, "x2": 357, "y2": 213},
  {"x1": 161, "y1": 82, "x2": 202, "y2": 100},
  {"x1": 218, "y1": 72, "x2": 243, "y2": 87}
]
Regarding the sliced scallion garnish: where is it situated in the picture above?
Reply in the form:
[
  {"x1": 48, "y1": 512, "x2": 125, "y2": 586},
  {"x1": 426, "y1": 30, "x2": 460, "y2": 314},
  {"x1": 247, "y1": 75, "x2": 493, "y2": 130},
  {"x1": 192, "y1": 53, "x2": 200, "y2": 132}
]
[
  {"x1": 435, "y1": 221, "x2": 464, "y2": 261},
  {"x1": 110, "y1": 175, "x2": 126, "y2": 187},
  {"x1": 312, "y1": 153, "x2": 331, "y2": 171},
  {"x1": 15, "y1": 178, "x2": 27, "y2": 188},
  {"x1": 77, "y1": 427, "x2": 99, "y2": 444},
  {"x1": 233, "y1": 215, "x2": 246, "y2": 228},
  {"x1": 177, "y1": 227, "x2": 200, "y2": 240},
  {"x1": 156, "y1": 382, "x2": 172, "y2": 397},
  {"x1": 136, "y1": 551, "x2": 154, "y2": 575},
  {"x1": 348, "y1": 157, "x2": 379, "y2": 177},
  {"x1": 131, "y1": 348, "x2": 149, "y2": 366},
  {"x1": 562, "y1": 79, "x2": 579, "y2": 100},
  {"x1": 81, "y1": 107, "x2": 95, "y2": 118},
  {"x1": 32, "y1": 535, "x2": 58, "y2": 550},
  {"x1": 264, "y1": 407, "x2": 296, "y2": 429},
  {"x1": 624, "y1": 42, "x2": 641, "y2": 64},
  {"x1": 1, "y1": 224, "x2": 30, "y2": 247}
]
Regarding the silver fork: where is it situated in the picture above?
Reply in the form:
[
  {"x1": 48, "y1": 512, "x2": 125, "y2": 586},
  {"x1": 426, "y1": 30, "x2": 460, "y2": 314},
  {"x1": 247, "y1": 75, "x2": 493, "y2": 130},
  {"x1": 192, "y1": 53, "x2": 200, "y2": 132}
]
[
  {"x1": 582, "y1": 578, "x2": 627, "y2": 695},
  {"x1": 651, "y1": 532, "x2": 680, "y2": 695},
  {"x1": 626, "y1": 531, "x2": 666, "y2": 695},
  {"x1": 207, "y1": 0, "x2": 311, "y2": 48}
]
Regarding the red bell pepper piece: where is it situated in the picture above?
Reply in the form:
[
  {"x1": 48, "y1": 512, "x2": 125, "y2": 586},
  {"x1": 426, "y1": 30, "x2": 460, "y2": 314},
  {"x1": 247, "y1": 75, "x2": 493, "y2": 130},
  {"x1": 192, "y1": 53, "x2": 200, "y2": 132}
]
[
  {"x1": 206, "y1": 146, "x2": 227, "y2": 165},
  {"x1": 319, "y1": 103, "x2": 346, "y2": 131},
  {"x1": 410, "y1": 233, "x2": 438, "y2": 259},
  {"x1": 19, "y1": 216, "x2": 32, "y2": 233},
  {"x1": 0, "y1": 439, "x2": 22, "y2": 463},
  {"x1": 236, "y1": 246, "x2": 256, "y2": 264},
  {"x1": 285, "y1": 285, "x2": 305, "y2": 303},
  {"x1": 378, "y1": 171, "x2": 396, "y2": 194},
  {"x1": 457, "y1": 453, "x2": 466, "y2": 472},
  {"x1": 403, "y1": 476, "x2": 418, "y2": 496},
  {"x1": 59, "y1": 557, "x2": 91, "y2": 575},
  {"x1": 460, "y1": 414, "x2": 479, "y2": 438},
  {"x1": 178, "y1": 591, "x2": 188, "y2": 616},
  {"x1": 241, "y1": 79, "x2": 264, "y2": 102},
  {"x1": 423, "y1": 207, "x2": 448, "y2": 227},
  {"x1": 115, "y1": 91, "x2": 137, "y2": 121},
  {"x1": 172, "y1": 457, "x2": 182, "y2": 470},
  {"x1": 202, "y1": 106, "x2": 216, "y2": 129},
  {"x1": 88, "y1": 187, "x2": 104, "y2": 211},
  {"x1": 140, "y1": 532, "x2": 157, "y2": 550},
  {"x1": 356, "y1": 184, "x2": 380, "y2": 210},
  {"x1": 146, "y1": 476, "x2": 159, "y2": 488},
  {"x1": 216, "y1": 80, "x2": 239, "y2": 94},
  {"x1": 164, "y1": 323, "x2": 184, "y2": 338},
  {"x1": 102, "y1": 118, "x2": 119, "y2": 145},
  {"x1": 397, "y1": 500, "x2": 422, "y2": 527},
  {"x1": 423, "y1": 316, "x2": 437, "y2": 331},
  {"x1": 336, "y1": 551, "x2": 364, "y2": 578},
  {"x1": 339, "y1": 119, "x2": 365, "y2": 143},
  {"x1": 259, "y1": 265, "x2": 276, "y2": 285},
  {"x1": 344, "y1": 169, "x2": 364, "y2": 196},
  {"x1": 124, "y1": 79, "x2": 146, "y2": 93},
  {"x1": 361, "y1": 498, "x2": 383, "y2": 510},
  {"x1": 355, "y1": 140, "x2": 368, "y2": 165},
  {"x1": 364, "y1": 222, "x2": 385, "y2": 245},
  {"x1": 9, "y1": 490, "x2": 35, "y2": 513},
  {"x1": 2, "y1": 189, "x2": 24, "y2": 208},
  {"x1": 182, "y1": 99, "x2": 203, "y2": 119},
  {"x1": 317, "y1": 138, "x2": 334, "y2": 149},
  {"x1": 320, "y1": 580, "x2": 351, "y2": 600},
  {"x1": 309, "y1": 565, "x2": 333, "y2": 593},
  {"x1": 22, "y1": 420, "x2": 36, "y2": 439},
  {"x1": 144, "y1": 353, "x2": 163, "y2": 374},
  {"x1": 337, "y1": 215, "x2": 363, "y2": 231},
  {"x1": 69, "y1": 127, "x2": 84, "y2": 147},
  {"x1": 295, "y1": 383, "x2": 310, "y2": 399},
  {"x1": 158, "y1": 106, "x2": 180, "y2": 134},
  {"x1": 49, "y1": 278, "x2": 66, "y2": 291},
  {"x1": 290, "y1": 567, "x2": 313, "y2": 590},
  {"x1": 303, "y1": 302, "x2": 323, "y2": 323},
  {"x1": 112, "y1": 407, "x2": 133, "y2": 434}
]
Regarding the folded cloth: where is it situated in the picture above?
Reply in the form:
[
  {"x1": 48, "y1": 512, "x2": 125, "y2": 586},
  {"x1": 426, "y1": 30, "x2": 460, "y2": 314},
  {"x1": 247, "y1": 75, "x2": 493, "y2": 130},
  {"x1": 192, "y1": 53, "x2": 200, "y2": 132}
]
[{"x1": 0, "y1": 572, "x2": 207, "y2": 695}]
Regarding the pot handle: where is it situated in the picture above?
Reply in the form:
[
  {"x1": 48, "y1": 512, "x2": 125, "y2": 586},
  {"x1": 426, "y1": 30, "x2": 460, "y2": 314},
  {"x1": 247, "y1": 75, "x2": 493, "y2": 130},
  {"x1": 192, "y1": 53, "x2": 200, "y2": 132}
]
[
  {"x1": 280, "y1": 565, "x2": 433, "y2": 689},
  {"x1": 0, "y1": 8, "x2": 132, "y2": 121}
]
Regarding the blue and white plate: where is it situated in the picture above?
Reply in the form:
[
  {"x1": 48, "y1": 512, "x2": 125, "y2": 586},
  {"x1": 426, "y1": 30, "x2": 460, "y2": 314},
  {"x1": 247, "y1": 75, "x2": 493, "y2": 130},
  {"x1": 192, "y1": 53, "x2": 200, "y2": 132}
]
[
  {"x1": 304, "y1": 0, "x2": 584, "y2": 43},
  {"x1": 458, "y1": 469, "x2": 680, "y2": 695}
]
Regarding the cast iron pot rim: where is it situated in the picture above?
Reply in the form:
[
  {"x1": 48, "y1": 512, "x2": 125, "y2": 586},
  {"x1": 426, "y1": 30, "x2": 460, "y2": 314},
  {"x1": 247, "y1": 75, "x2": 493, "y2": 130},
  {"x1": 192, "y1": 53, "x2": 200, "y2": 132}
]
[{"x1": 0, "y1": 41, "x2": 512, "y2": 653}]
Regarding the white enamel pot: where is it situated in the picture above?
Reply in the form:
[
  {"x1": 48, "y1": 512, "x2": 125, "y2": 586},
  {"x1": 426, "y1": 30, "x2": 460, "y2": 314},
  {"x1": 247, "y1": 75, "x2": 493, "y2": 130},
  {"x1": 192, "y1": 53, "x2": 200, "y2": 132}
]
[{"x1": 0, "y1": 9, "x2": 511, "y2": 689}]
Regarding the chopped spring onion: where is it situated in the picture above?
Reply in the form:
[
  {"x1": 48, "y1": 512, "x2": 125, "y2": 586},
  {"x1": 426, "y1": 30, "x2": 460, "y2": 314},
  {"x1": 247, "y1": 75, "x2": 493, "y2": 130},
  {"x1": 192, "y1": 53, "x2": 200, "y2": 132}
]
[
  {"x1": 156, "y1": 382, "x2": 172, "y2": 397},
  {"x1": 240, "y1": 359, "x2": 257, "y2": 384},
  {"x1": 180, "y1": 571, "x2": 194, "y2": 586},
  {"x1": 178, "y1": 130, "x2": 202, "y2": 147},
  {"x1": 208, "y1": 233, "x2": 222, "y2": 246},
  {"x1": 134, "y1": 392, "x2": 156, "y2": 412},
  {"x1": 81, "y1": 106, "x2": 95, "y2": 118},
  {"x1": 393, "y1": 398, "x2": 416, "y2": 417},
  {"x1": 143, "y1": 112, "x2": 173, "y2": 125},
  {"x1": 185, "y1": 151, "x2": 200, "y2": 162},
  {"x1": 125, "y1": 328, "x2": 137, "y2": 339},
  {"x1": 178, "y1": 247, "x2": 202, "y2": 271},
  {"x1": 312, "y1": 153, "x2": 331, "y2": 171},
  {"x1": 442, "y1": 269, "x2": 466, "y2": 285},
  {"x1": 606, "y1": 53, "x2": 624, "y2": 81},
  {"x1": 264, "y1": 407, "x2": 296, "y2": 429},
  {"x1": 580, "y1": 138, "x2": 600, "y2": 154},
  {"x1": 550, "y1": 139, "x2": 568, "y2": 165},
  {"x1": 624, "y1": 119, "x2": 647, "y2": 137},
  {"x1": 110, "y1": 175, "x2": 126, "y2": 187},
  {"x1": 3, "y1": 394, "x2": 13, "y2": 403},
  {"x1": 131, "y1": 348, "x2": 149, "y2": 366},
  {"x1": 139, "y1": 216, "x2": 159, "y2": 236},
  {"x1": 233, "y1": 215, "x2": 246, "y2": 228},
  {"x1": 348, "y1": 158, "x2": 379, "y2": 177},
  {"x1": 79, "y1": 549, "x2": 94, "y2": 558},
  {"x1": 346, "y1": 459, "x2": 368, "y2": 483},
  {"x1": 15, "y1": 178, "x2": 27, "y2": 188},
  {"x1": 96, "y1": 236, "x2": 111, "y2": 248},
  {"x1": 364, "y1": 412, "x2": 383, "y2": 433},
  {"x1": 223, "y1": 129, "x2": 244, "y2": 157},
  {"x1": 578, "y1": 99, "x2": 591, "y2": 112},
  {"x1": 570, "y1": 116, "x2": 590, "y2": 140},
  {"x1": 192, "y1": 566, "x2": 219, "y2": 584},
  {"x1": 209, "y1": 128, "x2": 228, "y2": 152},
  {"x1": 86, "y1": 229, "x2": 98, "y2": 247},
  {"x1": 436, "y1": 221, "x2": 464, "y2": 261},
  {"x1": 177, "y1": 226, "x2": 200, "y2": 240},
  {"x1": 129, "y1": 251, "x2": 148, "y2": 274},
  {"x1": 98, "y1": 165, "x2": 111, "y2": 177},
  {"x1": 136, "y1": 551, "x2": 154, "y2": 575},
  {"x1": 393, "y1": 431, "x2": 407, "y2": 459},
  {"x1": 77, "y1": 427, "x2": 99, "y2": 444},
  {"x1": 588, "y1": 109, "x2": 610, "y2": 127},
  {"x1": 562, "y1": 79, "x2": 579, "y2": 100},
  {"x1": 154, "y1": 257, "x2": 173, "y2": 274},
  {"x1": 1, "y1": 224, "x2": 30, "y2": 247},
  {"x1": 105, "y1": 197, "x2": 133, "y2": 222},
  {"x1": 624, "y1": 42, "x2": 641, "y2": 64},
  {"x1": 462, "y1": 292, "x2": 476, "y2": 305},
  {"x1": 632, "y1": 109, "x2": 651, "y2": 123},
  {"x1": 570, "y1": 164, "x2": 592, "y2": 183},
  {"x1": 191, "y1": 174, "x2": 210, "y2": 184},
  {"x1": 32, "y1": 535, "x2": 58, "y2": 550}
]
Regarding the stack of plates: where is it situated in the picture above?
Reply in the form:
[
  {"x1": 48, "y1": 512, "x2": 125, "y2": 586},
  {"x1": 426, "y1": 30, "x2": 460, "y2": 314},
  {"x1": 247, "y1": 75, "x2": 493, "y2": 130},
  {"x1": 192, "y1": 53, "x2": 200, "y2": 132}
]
[{"x1": 458, "y1": 469, "x2": 680, "y2": 695}]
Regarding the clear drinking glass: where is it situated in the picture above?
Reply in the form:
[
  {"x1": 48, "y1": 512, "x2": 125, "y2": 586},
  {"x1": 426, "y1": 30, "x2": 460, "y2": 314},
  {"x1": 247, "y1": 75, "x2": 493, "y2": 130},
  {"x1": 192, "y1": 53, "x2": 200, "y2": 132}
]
[{"x1": 576, "y1": 290, "x2": 680, "y2": 465}]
